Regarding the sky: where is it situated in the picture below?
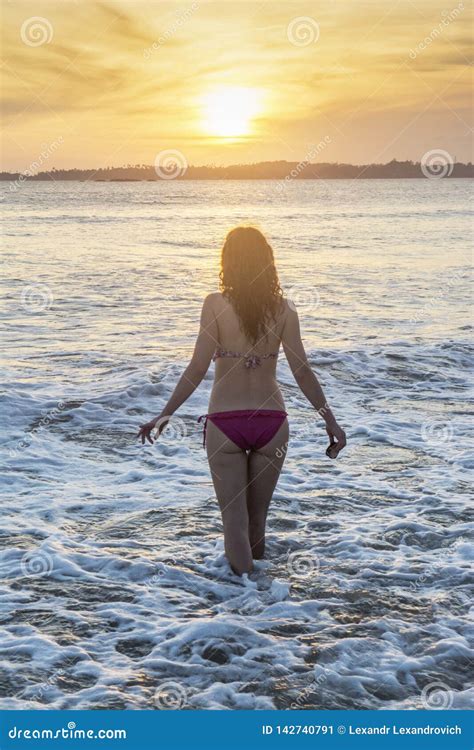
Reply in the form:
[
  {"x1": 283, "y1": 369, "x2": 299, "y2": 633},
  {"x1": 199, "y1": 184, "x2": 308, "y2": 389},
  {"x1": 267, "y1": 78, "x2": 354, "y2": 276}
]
[{"x1": 1, "y1": 0, "x2": 472, "y2": 171}]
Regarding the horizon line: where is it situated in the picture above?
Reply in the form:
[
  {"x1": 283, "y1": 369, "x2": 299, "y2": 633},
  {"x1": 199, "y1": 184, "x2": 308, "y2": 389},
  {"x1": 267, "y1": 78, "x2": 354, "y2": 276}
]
[{"x1": 1, "y1": 158, "x2": 473, "y2": 182}]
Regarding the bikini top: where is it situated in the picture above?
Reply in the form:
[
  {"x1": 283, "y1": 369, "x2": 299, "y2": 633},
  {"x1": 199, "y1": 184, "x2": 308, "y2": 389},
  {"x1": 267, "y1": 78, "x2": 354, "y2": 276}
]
[{"x1": 213, "y1": 347, "x2": 279, "y2": 369}]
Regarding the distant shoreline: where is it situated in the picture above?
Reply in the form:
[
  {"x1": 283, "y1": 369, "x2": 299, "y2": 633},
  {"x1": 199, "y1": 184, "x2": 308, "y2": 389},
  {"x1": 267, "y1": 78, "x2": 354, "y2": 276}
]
[
  {"x1": 1, "y1": 159, "x2": 472, "y2": 182},
  {"x1": 1, "y1": 177, "x2": 472, "y2": 183}
]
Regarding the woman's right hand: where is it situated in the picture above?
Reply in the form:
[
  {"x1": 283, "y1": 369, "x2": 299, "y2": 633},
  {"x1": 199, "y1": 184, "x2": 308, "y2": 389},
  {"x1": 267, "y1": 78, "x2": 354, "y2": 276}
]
[
  {"x1": 326, "y1": 419, "x2": 347, "y2": 458},
  {"x1": 137, "y1": 419, "x2": 157, "y2": 445}
]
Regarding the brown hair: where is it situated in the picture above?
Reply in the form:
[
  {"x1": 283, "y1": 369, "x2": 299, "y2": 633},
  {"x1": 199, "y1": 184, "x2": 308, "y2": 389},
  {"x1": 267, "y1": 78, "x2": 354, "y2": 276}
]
[{"x1": 219, "y1": 226, "x2": 283, "y2": 344}]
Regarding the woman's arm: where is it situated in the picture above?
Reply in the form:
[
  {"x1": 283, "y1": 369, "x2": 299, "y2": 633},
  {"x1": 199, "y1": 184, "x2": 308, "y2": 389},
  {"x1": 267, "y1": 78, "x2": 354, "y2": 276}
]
[
  {"x1": 281, "y1": 301, "x2": 346, "y2": 455},
  {"x1": 138, "y1": 294, "x2": 218, "y2": 444}
]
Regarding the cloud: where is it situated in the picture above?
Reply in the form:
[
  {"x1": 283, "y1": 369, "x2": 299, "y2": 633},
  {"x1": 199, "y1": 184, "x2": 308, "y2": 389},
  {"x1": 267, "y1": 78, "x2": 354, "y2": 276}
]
[{"x1": 1, "y1": 0, "x2": 472, "y2": 168}]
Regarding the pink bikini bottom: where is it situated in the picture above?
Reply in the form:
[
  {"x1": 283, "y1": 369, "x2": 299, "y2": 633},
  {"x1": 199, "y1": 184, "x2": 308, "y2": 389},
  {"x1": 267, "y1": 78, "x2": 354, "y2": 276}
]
[{"x1": 198, "y1": 409, "x2": 287, "y2": 451}]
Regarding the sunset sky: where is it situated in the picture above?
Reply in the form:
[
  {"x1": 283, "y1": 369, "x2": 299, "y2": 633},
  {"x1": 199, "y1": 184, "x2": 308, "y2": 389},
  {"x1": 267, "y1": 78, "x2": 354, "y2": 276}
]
[{"x1": 1, "y1": 0, "x2": 472, "y2": 171}]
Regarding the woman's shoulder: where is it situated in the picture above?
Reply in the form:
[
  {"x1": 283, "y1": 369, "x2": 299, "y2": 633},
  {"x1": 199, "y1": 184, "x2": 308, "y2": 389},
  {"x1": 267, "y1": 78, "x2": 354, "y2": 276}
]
[
  {"x1": 281, "y1": 296, "x2": 302, "y2": 314},
  {"x1": 203, "y1": 291, "x2": 227, "y2": 310},
  {"x1": 204, "y1": 291, "x2": 224, "y2": 302},
  {"x1": 278, "y1": 297, "x2": 295, "y2": 317}
]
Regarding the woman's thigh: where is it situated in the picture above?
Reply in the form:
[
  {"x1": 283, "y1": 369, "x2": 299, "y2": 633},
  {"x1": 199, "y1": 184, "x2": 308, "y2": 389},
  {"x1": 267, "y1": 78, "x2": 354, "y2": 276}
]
[
  {"x1": 247, "y1": 417, "x2": 289, "y2": 516},
  {"x1": 205, "y1": 420, "x2": 249, "y2": 524}
]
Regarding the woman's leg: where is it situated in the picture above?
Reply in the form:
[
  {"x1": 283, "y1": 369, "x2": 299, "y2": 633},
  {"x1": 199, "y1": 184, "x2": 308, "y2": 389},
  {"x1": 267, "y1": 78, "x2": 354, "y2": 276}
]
[
  {"x1": 247, "y1": 418, "x2": 289, "y2": 559},
  {"x1": 206, "y1": 420, "x2": 253, "y2": 575}
]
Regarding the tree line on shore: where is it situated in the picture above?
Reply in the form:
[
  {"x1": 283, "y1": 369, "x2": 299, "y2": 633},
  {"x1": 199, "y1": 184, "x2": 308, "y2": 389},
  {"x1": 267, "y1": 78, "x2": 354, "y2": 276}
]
[{"x1": 1, "y1": 159, "x2": 472, "y2": 181}]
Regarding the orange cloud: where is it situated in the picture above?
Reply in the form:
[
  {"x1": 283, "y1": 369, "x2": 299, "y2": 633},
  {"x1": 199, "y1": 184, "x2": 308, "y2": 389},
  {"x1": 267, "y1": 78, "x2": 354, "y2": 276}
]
[{"x1": 1, "y1": 0, "x2": 472, "y2": 170}]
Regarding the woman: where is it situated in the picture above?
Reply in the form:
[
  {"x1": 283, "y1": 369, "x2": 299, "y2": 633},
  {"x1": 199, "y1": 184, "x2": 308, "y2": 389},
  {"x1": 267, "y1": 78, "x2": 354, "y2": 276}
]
[{"x1": 138, "y1": 226, "x2": 346, "y2": 576}]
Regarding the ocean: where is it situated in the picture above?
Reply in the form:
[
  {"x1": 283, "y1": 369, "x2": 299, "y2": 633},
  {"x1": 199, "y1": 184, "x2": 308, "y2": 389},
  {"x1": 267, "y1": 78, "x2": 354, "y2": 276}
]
[{"x1": 1, "y1": 178, "x2": 472, "y2": 710}]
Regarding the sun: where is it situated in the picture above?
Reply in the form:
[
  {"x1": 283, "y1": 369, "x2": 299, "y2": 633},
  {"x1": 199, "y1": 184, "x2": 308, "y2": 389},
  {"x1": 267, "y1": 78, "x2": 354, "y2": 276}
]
[{"x1": 202, "y1": 87, "x2": 263, "y2": 138}]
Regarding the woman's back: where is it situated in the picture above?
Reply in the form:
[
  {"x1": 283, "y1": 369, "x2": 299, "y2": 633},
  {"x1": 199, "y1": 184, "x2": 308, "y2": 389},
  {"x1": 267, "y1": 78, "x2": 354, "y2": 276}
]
[
  {"x1": 208, "y1": 292, "x2": 288, "y2": 412},
  {"x1": 138, "y1": 225, "x2": 346, "y2": 577}
]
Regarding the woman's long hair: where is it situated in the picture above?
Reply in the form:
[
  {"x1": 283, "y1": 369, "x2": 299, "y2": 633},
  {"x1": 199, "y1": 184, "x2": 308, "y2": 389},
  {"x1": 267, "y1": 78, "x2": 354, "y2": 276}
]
[{"x1": 219, "y1": 226, "x2": 283, "y2": 344}]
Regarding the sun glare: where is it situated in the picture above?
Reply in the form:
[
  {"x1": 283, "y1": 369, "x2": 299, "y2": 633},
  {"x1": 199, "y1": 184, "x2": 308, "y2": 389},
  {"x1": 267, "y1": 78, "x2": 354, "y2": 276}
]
[{"x1": 202, "y1": 87, "x2": 263, "y2": 138}]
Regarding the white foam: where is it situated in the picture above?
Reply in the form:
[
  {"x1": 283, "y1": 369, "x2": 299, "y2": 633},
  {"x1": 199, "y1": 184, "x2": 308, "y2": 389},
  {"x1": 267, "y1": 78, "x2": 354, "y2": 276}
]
[{"x1": 1, "y1": 179, "x2": 472, "y2": 709}]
